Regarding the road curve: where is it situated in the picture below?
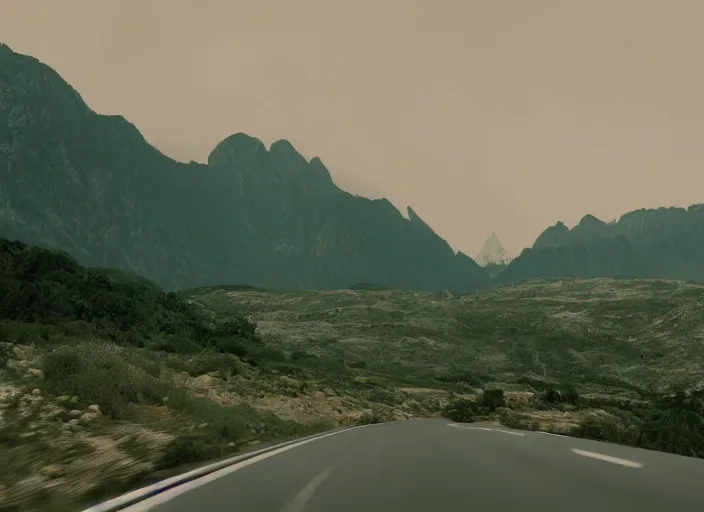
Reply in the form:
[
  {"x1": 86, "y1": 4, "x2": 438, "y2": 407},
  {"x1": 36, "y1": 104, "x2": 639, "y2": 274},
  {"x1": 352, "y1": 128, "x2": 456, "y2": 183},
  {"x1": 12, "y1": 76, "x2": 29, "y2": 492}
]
[{"x1": 123, "y1": 419, "x2": 704, "y2": 512}]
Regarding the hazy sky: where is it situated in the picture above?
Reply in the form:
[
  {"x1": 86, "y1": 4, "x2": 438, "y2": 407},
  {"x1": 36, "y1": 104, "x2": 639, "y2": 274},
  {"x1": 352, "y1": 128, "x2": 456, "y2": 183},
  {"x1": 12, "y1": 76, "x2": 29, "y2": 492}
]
[{"x1": 3, "y1": 1, "x2": 704, "y2": 257}]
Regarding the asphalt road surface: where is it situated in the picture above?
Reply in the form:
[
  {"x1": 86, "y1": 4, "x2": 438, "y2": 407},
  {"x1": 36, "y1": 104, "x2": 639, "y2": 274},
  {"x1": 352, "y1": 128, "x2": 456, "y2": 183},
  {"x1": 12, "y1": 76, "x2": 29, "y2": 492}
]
[{"x1": 123, "y1": 419, "x2": 704, "y2": 512}]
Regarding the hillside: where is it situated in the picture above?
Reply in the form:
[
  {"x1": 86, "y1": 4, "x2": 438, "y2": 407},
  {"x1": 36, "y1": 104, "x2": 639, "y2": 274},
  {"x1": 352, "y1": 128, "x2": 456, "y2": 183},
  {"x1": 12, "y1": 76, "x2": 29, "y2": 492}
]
[
  {"x1": 1, "y1": 238, "x2": 704, "y2": 509},
  {"x1": 189, "y1": 278, "x2": 704, "y2": 457},
  {"x1": 0, "y1": 238, "x2": 453, "y2": 510},
  {"x1": 189, "y1": 278, "x2": 704, "y2": 394},
  {"x1": 499, "y1": 205, "x2": 704, "y2": 284},
  {"x1": 0, "y1": 42, "x2": 489, "y2": 293}
]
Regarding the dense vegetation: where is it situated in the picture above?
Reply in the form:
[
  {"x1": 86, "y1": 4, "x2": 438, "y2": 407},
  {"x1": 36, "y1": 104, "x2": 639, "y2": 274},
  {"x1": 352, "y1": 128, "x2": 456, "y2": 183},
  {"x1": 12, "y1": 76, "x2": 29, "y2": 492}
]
[
  {"x1": 0, "y1": 237, "x2": 261, "y2": 357},
  {"x1": 444, "y1": 385, "x2": 704, "y2": 459},
  {"x1": 0, "y1": 237, "x2": 341, "y2": 510}
]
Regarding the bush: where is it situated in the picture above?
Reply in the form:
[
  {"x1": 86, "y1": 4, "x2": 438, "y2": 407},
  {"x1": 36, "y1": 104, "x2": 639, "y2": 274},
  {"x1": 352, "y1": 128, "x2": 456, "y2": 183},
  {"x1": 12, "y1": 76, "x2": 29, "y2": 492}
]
[
  {"x1": 498, "y1": 409, "x2": 540, "y2": 431},
  {"x1": 545, "y1": 385, "x2": 580, "y2": 405},
  {"x1": 358, "y1": 410, "x2": 383, "y2": 425},
  {"x1": 165, "y1": 389, "x2": 252, "y2": 441},
  {"x1": 156, "y1": 436, "x2": 223, "y2": 470},
  {"x1": 571, "y1": 389, "x2": 704, "y2": 458},
  {"x1": 573, "y1": 415, "x2": 623, "y2": 443},
  {"x1": 0, "y1": 343, "x2": 10, "y2": 368},
  {"x1": 367, "y1": 387, "x2": 399, "y2": 406},
  {"x1": 443, "y1": 398, "x2": 476, "y2": 423},
  {"x1": 0, "y1": 238, "x2": 260, "y2": 357},
  {"x1": 42, "y1": 342, "x2": 168, "y2": 418},
  {"x1": 480, "y1": 389, "x2": 505, "y2": 411},
  {"x1": 179, "y1": 351, "x2": 243, "y2": 377}
]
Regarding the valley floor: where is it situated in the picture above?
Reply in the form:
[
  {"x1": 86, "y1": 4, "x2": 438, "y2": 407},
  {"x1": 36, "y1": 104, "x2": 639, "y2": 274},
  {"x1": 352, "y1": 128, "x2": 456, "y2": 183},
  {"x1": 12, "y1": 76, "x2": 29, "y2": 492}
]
[{"x1": 2, "y1": 276, "x2": 704, "y2": 510}]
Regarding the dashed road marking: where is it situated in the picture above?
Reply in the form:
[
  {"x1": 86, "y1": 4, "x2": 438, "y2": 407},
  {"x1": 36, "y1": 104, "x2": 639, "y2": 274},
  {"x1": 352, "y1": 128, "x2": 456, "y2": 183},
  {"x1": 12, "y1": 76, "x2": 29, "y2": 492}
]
[
  {"x1": 280, "y1": 466, "x2": 334, "y2": 512},
  {"x1": 498, "y1": 430, "x2": 526, "y2": 436},
  {"x1": 572, "y1": 449, "x2": 643, "y2": 468},
  {"x1": 115, "y1": 423, "x2": 383, "y2": 512},
  {"x1": 447, "y1": 423, "x2": 525, "y2": 436},
  {"x1": 537, "y1": 431, "x2": 570, "y2": 438}
]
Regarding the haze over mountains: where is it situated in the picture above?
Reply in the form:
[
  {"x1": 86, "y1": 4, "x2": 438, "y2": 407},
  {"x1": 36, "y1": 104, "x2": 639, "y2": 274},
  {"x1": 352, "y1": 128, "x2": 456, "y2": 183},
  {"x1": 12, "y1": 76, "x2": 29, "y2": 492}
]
[
  {"x1": 0, "y1": 42, "x2": 489, "y2": 292},
  {"x1": 1, "y1": 42, "x2": 703, "y2": 291}
]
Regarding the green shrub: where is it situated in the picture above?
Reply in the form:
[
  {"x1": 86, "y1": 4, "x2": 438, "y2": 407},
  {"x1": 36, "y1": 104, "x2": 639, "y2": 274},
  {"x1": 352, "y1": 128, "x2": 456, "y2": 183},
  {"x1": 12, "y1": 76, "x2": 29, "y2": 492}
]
[
  {"x1": 186, "y1": 351, "x2": 242, "y2": 377},
  {"x1": 573, "y1": 415, "x2": 623, "y2": 443},
  {"x1": 156, "y1": 436, "x2": 224, "y2": 470},
  {"x1": 443, "y1": 398, "x2": 476, "y2": 423},
  {"x1": 367, "y1": 387, "x2": 399, "y2": 406},
  {"x1": 165, "y1": 390, "x2": 252, "y2": 442},
  {"x1": 358, "y1": 410, "x2": 383, "y2": 425},
  {"x1": 0, "y1": 238, "x2": 260, "y2": 357},
  {"x1": 480, "y1": 389, "x2": 505, "y2": 411},
  {"x1": 545, "y1": 385, "x2": 580, "y2": 405},
  {"x1": 42, "y1": 342, "x2": 168, "y2": 418},
  {"x1": 498, "y1": 409, "x2": 540, "y2": 431},
  {"x1": 0, "y1": 343, "x2": 10, "y2": 368}
]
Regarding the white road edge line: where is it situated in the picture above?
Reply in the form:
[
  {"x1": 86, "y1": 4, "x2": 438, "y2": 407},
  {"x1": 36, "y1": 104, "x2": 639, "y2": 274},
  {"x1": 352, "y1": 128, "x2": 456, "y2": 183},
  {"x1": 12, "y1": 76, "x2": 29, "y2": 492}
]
[
  {"x1": 497, "y1": 430, "x2": 525, "y2": 437},
  {"x1": 447, "y1": 423, "x2": 525, "y2": 436},
  {"x1": 572, "y1": 449, "x2": 643, "y2": 468},
  {"x1": 117, "y1": 422, "x2": 388, "y2": 512}
]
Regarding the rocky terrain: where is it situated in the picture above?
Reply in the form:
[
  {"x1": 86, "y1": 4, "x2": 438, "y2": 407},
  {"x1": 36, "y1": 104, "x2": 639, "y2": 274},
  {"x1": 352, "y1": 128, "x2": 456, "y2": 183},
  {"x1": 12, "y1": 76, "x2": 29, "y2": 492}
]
[
  {"x1": 1, "y1": 238, "x2": 703, "y2": 510},
  {"x1": 190, "y1": 278, "x2": 704, "y2": 394}
]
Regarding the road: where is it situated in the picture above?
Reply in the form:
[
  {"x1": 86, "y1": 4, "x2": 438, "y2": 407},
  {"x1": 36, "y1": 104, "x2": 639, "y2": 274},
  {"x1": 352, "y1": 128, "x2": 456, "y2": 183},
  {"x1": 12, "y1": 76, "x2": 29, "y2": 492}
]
[{"x1": 123, "y1": 419, "x2": 704, "y2": 512}]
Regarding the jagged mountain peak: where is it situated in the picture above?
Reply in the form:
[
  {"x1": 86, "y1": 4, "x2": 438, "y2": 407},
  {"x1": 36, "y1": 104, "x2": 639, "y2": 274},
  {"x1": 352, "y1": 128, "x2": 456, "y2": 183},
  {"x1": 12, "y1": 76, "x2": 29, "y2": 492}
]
[
  {"x1": 576, "y1": 214, "x2": 606, "y2": 228},
  {"x1": 475, "y1": 232, "x2": 511, "y2": 267},
  {"x1": 207, "y1": 133, "x2": 267, "y2": 167}
]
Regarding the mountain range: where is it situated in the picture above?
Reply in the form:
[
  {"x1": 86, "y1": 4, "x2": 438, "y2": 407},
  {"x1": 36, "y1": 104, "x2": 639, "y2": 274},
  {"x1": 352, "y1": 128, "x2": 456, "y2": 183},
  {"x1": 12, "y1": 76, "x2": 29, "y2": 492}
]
[
  {"x1": 497, "y1": 206, "x2": 704, "y2": 284},
  {"x1": 0, "y1": 42, "x2": 490, "y2": 293},
  {"x1": 1, "y1": 41, "x2": 703, "y2": 291}
]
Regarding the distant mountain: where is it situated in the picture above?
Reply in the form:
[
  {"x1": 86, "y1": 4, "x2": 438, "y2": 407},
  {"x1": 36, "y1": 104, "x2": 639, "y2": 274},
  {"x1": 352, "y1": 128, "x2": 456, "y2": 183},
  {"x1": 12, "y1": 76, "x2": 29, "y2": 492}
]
[
  {"x1": 0, "y1": 42, "x2": 490, "y2": 293},
  {"x1": 475, "y1": 232, "x2": 512, "y2": 266},
  {"x1": 497, "y1": 205, "x2": 704, "y2": 284},
  {"x1": 475, "y1": 232, "x2": 512, "y2": 278}
]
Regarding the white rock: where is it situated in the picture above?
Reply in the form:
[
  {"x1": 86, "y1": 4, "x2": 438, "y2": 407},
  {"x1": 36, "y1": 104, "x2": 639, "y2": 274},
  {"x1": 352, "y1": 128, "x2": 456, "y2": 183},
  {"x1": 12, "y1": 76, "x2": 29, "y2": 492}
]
[{"x1": 26, "y1": 368, "x2": 44, "y2": 378}]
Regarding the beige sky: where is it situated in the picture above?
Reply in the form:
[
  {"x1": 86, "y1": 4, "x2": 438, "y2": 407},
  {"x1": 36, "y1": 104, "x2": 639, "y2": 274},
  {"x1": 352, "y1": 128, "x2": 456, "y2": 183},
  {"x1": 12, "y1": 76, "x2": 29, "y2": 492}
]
[{"x1": 2, "y1": 1, "x2": 704, "y2": 257}]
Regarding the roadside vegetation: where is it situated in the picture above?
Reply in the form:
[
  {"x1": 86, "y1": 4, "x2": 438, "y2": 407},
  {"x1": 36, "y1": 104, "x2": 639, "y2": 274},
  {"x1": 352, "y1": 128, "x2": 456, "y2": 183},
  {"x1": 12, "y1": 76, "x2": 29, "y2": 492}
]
[
  {"x1": 1, "y1": 237, "x2": 703, "y2": 510},
  {"x1": 0, "y1": 239, "x2": 441, "y2": 511}
]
